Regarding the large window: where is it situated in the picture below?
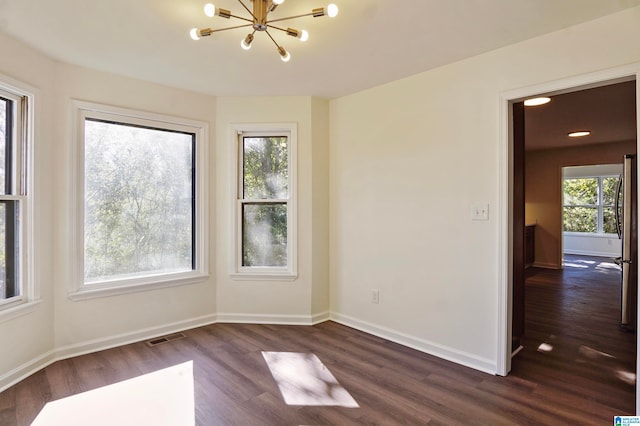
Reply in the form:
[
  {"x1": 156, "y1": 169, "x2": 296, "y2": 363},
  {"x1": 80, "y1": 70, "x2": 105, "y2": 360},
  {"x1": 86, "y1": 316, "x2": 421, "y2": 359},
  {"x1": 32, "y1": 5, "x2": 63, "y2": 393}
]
[
  {"x1": 0, "y1": 84, "x2": 31, "y2": 312},
  {"x1": 232, "y1": 124, "x2": 296, "y2": 279},
  {"x1": 72, "y1": 102, "x2": 208, "y2": 298},
  {"x1": 563, "y1": 175, "x2": 618, "y2": 234}
]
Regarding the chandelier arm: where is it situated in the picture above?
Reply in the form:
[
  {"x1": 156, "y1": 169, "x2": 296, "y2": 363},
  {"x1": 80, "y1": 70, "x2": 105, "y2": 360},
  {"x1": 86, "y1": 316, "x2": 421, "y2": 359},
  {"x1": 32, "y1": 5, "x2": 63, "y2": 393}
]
[
  {"x1": 208, "y1": 23, "x2": 255, "y2": 33},
  {"x1": 236, "y1": 0, "x2": 257, "y2": 21},
  {"x1": 264, "y1": 29, "x2": 282, "y2": 48},
  {"x1": 265, "y1": 24, "x2": 290, "y2": 33},
  {"x1": 227, "y1": 14, "x2": 254, "y2": 24},
  {"x1": 266, "y1": 12, "x2": 318, "y2": 24}
]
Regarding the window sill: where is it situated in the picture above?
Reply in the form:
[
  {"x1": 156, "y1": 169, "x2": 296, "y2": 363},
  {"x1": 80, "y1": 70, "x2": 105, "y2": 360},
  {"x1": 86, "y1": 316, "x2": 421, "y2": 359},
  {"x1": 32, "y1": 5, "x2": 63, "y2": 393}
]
[
  {"x1": 563, "y1": 232, "x2": 619, "y2": 239},
  {"x1": 230, "y1": 272, "x2": 298, "y2": 282},
  {"x1": 68, "y1": 273, "x2": 209, "y2": 301},
  {"x1": 0, "y1": 299, "x2": 42, "y2": 325}
]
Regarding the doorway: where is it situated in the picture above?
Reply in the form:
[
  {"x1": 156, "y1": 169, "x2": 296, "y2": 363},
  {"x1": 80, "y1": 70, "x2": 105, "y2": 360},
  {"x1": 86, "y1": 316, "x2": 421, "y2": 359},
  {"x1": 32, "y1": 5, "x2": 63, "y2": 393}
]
[{"x1": 498, "y1": 64, "x2": 640, "y2": 410}]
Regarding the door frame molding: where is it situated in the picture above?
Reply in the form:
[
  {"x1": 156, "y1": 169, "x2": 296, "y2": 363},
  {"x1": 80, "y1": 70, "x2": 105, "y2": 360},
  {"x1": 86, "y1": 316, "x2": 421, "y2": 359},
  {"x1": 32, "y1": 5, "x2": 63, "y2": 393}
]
[{"x1": 497, "y1": 63, "x2": 640, "y2": 400}]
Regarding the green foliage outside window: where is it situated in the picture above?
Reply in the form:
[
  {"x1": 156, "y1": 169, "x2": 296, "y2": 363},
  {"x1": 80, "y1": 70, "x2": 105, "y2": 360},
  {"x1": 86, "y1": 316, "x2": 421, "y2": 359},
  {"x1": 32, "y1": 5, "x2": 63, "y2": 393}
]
[
  {"x1": 241, "y1": 136, "x2": 288, "y2": 267},
  {"x1": 84, "y1": 119, "x2": 194, "y2": 282},
  {"x1": 563, "y1": 175, "x2": 620, "y2": 234}
]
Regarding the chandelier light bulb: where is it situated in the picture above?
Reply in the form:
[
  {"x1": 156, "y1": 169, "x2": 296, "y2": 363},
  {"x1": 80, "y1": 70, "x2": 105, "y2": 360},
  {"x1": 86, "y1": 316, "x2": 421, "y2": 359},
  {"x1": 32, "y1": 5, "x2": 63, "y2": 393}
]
[
  {"x1": 327, "y1": 4, "x2": 339, "y2": 18},
  {"x1": 278, "y1": 46, "x2": 291, "y2": 62},
  {"x1": 273, "y1": 0, "x2": 285, "y2": 4},
  {"x1": 241, "y1": 33, "x2": 254, "y2": 50},
  {"x1": 189, "y1": 28, "x2": 200, "y2": 40},
  {"x1": 299, "y1": 30, "x2": 309, "y2": 42},
  {"x1": 204, "y1": 3, "x2": 216, "y2": 17}
]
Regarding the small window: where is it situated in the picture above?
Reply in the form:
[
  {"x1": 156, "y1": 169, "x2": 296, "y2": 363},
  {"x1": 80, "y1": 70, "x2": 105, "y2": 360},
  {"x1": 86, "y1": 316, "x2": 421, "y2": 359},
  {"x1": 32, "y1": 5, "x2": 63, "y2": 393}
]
[
  {"x1": 0, "y1": 84, "x2": 31, "y2": 311},
  {"x1": 71, "y1": 102, "x2": 208, "y2": 299},
  {"x1": 231, "y1": 124, "x2": 296, "y2": 279}
]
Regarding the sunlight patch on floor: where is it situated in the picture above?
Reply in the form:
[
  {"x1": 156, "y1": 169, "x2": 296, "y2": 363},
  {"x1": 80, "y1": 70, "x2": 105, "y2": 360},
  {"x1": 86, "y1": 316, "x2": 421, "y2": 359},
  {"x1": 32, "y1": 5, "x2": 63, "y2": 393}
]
[
  {"x1": 563, "y1": 262, "x2": 589, "y2": 269},
  {"x1": 596, "y1": 261, "x2": 621, "y2": 271},
  {"x1": 262, "y1": 351, "x2": 359, "y2": 407},
  {"x1": 616, "y1": 369, "x2": 637, "y2": 385},
  {"x1": 32, "y1": 361, "x2": 194, "y2": 426},
  {"x1": 537, "y1": 342, "x2": 554, "y2": 352}
]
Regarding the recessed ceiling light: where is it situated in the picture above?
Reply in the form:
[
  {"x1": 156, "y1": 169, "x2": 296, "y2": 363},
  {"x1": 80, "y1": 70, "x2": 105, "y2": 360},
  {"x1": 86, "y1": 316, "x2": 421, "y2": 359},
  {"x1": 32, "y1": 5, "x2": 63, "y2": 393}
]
[
  {"x1": 568, "y1": 131, "x2": 591, "y2": 138},
  {"x1": 524, "y1": 97, "x2": 551, "y2": 107}
]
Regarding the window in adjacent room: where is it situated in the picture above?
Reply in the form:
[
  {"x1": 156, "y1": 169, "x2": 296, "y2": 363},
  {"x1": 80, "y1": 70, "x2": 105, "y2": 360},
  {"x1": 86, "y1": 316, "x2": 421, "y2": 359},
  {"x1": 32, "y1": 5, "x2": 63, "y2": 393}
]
[
  {"x1": 0, "y1": 84, "x2": 32, "y2": 312},
  {"x1": 563, "y1": 174, "x2": 618, "y2": 234},
  {"x1": 231, "y1": 124, "x2": 297, "y2": 279},
  {"x1": 72, "y1": 102, "x2": 208, "y2": 299}
]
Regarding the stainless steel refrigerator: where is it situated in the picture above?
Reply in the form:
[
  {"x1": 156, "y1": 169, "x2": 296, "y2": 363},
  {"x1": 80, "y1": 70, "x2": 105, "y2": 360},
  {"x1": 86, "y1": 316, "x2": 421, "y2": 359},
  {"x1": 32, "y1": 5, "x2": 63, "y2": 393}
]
[{"x1": 615, "y1": 154, "x2": 638, "y2": 331}]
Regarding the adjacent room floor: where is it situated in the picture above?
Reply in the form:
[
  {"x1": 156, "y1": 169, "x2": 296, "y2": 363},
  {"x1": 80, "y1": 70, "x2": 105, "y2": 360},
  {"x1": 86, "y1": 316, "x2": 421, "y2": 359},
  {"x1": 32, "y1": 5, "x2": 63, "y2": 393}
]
[
  {"x1": 0, "y1": 255, "x2": 636, "y2": 425},
  {"x1": 511, "y1": 254, "x2": 636, "y2": 417}
]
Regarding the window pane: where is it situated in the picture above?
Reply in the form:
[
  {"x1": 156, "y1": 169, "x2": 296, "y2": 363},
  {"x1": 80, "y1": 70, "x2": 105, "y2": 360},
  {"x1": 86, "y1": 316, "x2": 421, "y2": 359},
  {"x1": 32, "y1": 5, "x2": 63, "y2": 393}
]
[
  {"x1": 242, "y1": 203, "x2": 287, "y2": 267},
  {"x1": 0, "y1": 98, "x2": 7, "y2": 194},
  {"x1": 84, "y1": 119, "x2": 194, "y2": 283},
  {"x1": 603, "y1": 206, "x2": 617, "y2": 234},
  {"x1": 602, "y1": 176, "x2": 619, "y2": 206},
  {"x1": 563, "y1": 178, "x2": 597, "y2": 205},
  {"x1": 243, "y1": 136, "x2": 288, "y2": 199},
  {"x1": 563, "y1": 206, "x2": 597, "y2": 232},
  {"x1": 0, "y1": 201, "x2": 19, "y2": 300}
]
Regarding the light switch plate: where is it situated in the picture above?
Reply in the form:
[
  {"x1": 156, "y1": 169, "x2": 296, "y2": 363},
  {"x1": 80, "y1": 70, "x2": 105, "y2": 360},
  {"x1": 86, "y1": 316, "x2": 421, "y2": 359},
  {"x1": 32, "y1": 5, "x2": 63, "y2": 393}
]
[{"x1": 471, "y1": 203, "x2": 489, "y2": 221}]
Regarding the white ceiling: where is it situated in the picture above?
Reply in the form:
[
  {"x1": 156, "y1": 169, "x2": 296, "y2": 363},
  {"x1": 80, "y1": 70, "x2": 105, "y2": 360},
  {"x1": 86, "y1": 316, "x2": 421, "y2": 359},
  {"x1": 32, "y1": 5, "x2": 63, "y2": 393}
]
[{"x1": 1, "y1": 0, "x2": 640, "y2": 99}]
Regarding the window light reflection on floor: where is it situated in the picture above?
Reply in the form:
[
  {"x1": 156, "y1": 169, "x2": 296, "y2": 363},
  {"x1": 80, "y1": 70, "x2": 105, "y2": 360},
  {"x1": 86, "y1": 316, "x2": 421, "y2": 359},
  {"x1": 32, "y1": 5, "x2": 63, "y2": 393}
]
[
  {"x1": 537, "y1": 342, "x2": 554, "y2": 353},
  {"x1": 262, "y1": 351, "x2": 359, "y2": 407},
  {"x1": 32, "y1": 361, "x2": 195, "y2": 426}
]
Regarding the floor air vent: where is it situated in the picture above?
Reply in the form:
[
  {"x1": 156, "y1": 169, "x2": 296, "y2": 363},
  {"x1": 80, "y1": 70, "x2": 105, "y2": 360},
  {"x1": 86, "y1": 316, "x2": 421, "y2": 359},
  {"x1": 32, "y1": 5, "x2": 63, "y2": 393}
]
[{"x1": 146, "y1": 332, "x2": 187, "y2": 347}]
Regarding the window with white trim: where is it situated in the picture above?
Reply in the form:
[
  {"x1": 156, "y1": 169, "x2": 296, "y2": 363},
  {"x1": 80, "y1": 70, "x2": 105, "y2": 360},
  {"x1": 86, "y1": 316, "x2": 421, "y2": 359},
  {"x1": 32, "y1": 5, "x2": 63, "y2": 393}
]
[
  {"x1": 0, "y1": 84, "x2": 31, "y2": 311},
  {"x1": 72, "y1": 102, "x2": 208, "y2": 299},
  {"x1": 231, "y1": 124, "x2": 296, "y2": 279},
  {"x1": 563, "y1": 175, "x2": 618, "y2": 234}
]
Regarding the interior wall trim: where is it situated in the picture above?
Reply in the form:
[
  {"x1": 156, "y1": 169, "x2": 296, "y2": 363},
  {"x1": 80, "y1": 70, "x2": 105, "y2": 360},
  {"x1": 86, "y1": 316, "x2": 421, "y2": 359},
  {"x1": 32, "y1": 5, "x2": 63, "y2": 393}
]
[
  {"x1": 0, "y1": 313, "x2": 218, "y2": 393},
  {"x1": 216, "y1": 311, "x2": 330, "y2": 325},
  {"x1": 329, "y1": 312, "x2": 497, "y2": 375},
  {"x1": 0, "y1": 350, "x2": 55, "y2": 395}
]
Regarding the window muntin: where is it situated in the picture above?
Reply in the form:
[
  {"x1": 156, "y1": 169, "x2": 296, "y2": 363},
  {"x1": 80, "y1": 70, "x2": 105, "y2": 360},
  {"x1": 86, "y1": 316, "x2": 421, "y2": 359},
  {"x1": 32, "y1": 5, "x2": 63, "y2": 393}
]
[
  {"x1": 563, "y1": 176, "x2": 618, "y2": 234},
  {"x1": 232, "y1": 125, "x2": 296, "y2": 279},
  {"x1": 0, "y1": 87, "x2": 28, "y2": 310},
  {"x1": 73, "y1": 102, "x2": 208, "y2": 296}
]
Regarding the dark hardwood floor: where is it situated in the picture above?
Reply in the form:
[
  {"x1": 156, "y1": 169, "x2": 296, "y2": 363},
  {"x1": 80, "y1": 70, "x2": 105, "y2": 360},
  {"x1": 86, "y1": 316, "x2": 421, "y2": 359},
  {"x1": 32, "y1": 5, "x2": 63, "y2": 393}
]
[
  {"x1": 0, "y1": 255, "x2": 636, "y2": 425},
  {"x1": 512, "y1": 254, "x2": 636, "y2": 420}
]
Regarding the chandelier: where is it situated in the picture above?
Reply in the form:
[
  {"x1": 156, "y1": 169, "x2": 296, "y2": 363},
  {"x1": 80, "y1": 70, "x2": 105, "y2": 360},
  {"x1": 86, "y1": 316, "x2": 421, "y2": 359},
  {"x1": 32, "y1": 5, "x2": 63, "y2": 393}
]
[{"x1": 189, "y1": 0, "x2": 339, "y2": 62}]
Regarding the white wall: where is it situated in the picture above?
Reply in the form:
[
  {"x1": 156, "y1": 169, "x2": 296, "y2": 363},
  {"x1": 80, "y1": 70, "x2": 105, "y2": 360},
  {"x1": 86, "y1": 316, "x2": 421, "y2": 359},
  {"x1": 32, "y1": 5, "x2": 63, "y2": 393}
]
[
  {"x1": 329, "y1": 6, "x2": 640, "y2": 373},
  {"x1": 214, "y1": 96, "x2": 330, "y2": 323},
  {"x1": 564, "y1": 233, "x2": 622, "y2": 257},
  {"x1": 0, "y1": 32, "x2": 56, "y2": 387}
]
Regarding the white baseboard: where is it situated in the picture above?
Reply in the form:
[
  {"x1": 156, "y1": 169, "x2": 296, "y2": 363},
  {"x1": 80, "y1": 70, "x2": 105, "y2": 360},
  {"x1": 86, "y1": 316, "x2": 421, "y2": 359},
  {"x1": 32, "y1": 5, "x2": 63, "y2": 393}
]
[
  {"x1": 564, "y1": 249, "x2": 618, "y2": 258},
  {"x1": 0, "y1": 350, "x2": 56, "y2": 394},
  {"x1": 54, "y1": 314, "x2": 218, "y2": 360},
  {"x1": 1, "y1": 310, "x2": 496, "y2": 393},
  {"x1": 217, "y1": 311, "x2": 330, "y2": 326},
  {"x1": 330, "y1": 312, "x2": 497, "y2": 375},
  {"x1": 0, "y1": 314, "x2": 218, "y2": 393}
]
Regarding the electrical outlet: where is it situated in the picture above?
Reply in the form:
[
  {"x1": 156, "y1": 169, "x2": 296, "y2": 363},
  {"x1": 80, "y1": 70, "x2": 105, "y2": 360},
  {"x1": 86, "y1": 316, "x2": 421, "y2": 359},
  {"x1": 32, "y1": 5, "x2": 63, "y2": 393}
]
[{"x1": 371, "y1": 289, "x2": 380, "y2": 304}]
